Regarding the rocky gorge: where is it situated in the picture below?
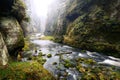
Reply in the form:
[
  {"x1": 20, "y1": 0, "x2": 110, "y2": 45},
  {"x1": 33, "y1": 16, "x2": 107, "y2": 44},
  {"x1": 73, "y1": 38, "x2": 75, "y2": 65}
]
[
  {"x1": 0, "y1": 0, "x2": 27, "y2": 65},
  {"x1": 0, "y1": 0, "x2": 120, "y2": 80},
  {"x1": 45, "y1": 0, "x2": 120, "y2": 57}
]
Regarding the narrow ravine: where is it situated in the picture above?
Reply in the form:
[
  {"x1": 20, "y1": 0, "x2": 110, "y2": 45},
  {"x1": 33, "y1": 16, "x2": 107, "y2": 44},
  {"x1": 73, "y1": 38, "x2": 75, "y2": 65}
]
[{"x1": 29, "y1": 33, "x2": 120, "y2": 80}]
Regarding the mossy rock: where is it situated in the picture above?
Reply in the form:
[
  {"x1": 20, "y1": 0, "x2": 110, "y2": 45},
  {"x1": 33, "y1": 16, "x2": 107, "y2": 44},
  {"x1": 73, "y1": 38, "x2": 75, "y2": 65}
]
[
  {"x1": 52, "y1": 62, "x2": 57, "y2": 65},
  {"x1": 80, "y1": 50, "x2": 86, "y2": 53},
  {"x1": 42, "y1": 59, "x2": 47, "y2": 62},
  {"x1": 63, "y1": 59, "x2": 74, "y2": 68},
  {"x1": 39, "y1": 52, "x2": 46, "y2": 56},
  {"x1": 47, "y1": 54, "x2": 52, "y2": 58},
  {"x1": 38, "y1": 52, "x2": 43, "y2": 56},
  {"x1": 0, "y1": 17, "x2": 24, "y2": 59}
]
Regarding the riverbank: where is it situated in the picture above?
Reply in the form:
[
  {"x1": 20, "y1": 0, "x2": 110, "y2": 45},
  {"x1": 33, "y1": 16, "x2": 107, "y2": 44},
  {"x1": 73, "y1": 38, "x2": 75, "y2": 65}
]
[
  {"x1": 0, "y1": 37, "x2": 56, "y2": 80},
  {"x1": 0, "y1": 61, "x2": 55, "y2": 80},
  {"x1": 1, "y1": 34, "x2": 120, "y2": 80},
  {"x1": 31, "y1": 34, "x2": 120, "y2": 79}
]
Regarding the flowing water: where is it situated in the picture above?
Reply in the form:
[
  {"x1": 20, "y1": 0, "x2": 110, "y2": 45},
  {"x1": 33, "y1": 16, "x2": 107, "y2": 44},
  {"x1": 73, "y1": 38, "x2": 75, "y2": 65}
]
[{"x1": 30, "y1": 34, "x2": 120, "y2": 80}]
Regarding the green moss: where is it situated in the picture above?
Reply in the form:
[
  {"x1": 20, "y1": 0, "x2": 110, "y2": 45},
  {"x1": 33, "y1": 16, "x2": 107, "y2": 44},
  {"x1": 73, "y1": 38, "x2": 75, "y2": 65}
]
[
  {"x1": 63, "y1": 59, "x2": 74, "y2": 68},
  {"x1": 38, "y1": 52, "x2": 46, "y2": 56},
  {"x1": 80, "y1": 50, "x2": 86, "y2": 53},
  {"x1": 22, "y1": 40, "x2": 30, "y2": 51},
  {"x1": 85, "y1": 59, "x2": 96, "y2": 65},
  {"x1": 75, "y1": 57, "x2": 120, "y2": 80},
  {"x1": 76, "y1": 58, "x2": 96, "y2": 65},
  {"x1": 31, "y1": 54, "x2": 47, "y2": 65},
  {"x1": 54, "y1": 36, "x2": 63, "y2": 43},
  {"x1": 38, "y1": 52, "x2": 43, "y2": 56},
  {"x1": 0, "y1": 61, "x2": 55, "y2": 80},
  {"x1": 41, "y1": 36, "x2": 55, "y2": 41},
  {"x1": 47, "y1": 54, "x2": 52, "y2": 58}
]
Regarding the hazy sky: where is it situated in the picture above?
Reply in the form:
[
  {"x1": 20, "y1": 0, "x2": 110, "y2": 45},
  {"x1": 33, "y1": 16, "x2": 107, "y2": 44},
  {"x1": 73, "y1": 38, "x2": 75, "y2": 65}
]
[{"x1": 32, "y1": 0, "x2": 55, "y2": 17}]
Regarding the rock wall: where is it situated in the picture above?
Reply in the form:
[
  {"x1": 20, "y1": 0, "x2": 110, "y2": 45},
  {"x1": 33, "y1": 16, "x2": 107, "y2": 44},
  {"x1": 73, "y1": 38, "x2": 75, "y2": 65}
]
[
  {"x1": 45, "y1": 0, "x2": 120, "y2": 57},
  {"x1": 0, "y1": 0, "x2": 27, "y2": 65},
  {"x1": 0, "y1": 17, "x2": 24, "y2": 59}
]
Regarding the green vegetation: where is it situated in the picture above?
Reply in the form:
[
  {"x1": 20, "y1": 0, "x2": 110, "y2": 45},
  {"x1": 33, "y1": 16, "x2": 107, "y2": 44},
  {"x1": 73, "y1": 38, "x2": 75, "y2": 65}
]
[
  {"x1": 80, "y1": 50, "x2": 86, "y2": 53},
  {"x1": 76, "y1": 58, "x2": 120, "y2": 80},
  {"x1": 47, "y1": 54, "x2": 52, "y2": 58},
  {"x1": 30, "y1": 52, "x2": 47, "y2": 65},
  {"x1": 0, "y1": 50, "x2": 54, "y2": 80},
  {"x1": 45, "y1": 0, "x2": 120, "y2": 57},
  {"x1": 22, "y1": 38, "x2": 34, "y2": 51},
  {"x1": 6, "y1": 38, "x2": 56, "y2": 80},
  {"x1": 54, "y1": 36, "x2": 64, "y2": 43},
  {"x1": 0, "y1": 61, "x2": 55, "y2": 80},
  {"x1": 64, "y1": 13, "x2": 120, "y2": 57},
  {"x1": 75, "y1": 58, "x2": 96, "y2": 65},
  {"x1": 63, "y1": 59, "x2": 74, "y2": 68},
  {"x1": 61, "y1": 57, "x2": 120, "y2": 79},
  {"x1": 77, "y1": 65, "x2": 120, "y2": 80},
  {"x1": 41, "y1": 36, "x2": 55, "y2": 41},
  {"x1": 39, "y1": 52, "x2": 46, "y2": 56}
]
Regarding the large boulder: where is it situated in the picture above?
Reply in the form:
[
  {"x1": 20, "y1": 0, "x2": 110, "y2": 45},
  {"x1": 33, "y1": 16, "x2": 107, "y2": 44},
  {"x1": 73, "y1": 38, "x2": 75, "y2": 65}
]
[
  {"x1": 0, "y1": 17, "x2": 24, "y2": 59},
  {"x1": 0, "y1": 33, "x2": 9, "y2": 65}
]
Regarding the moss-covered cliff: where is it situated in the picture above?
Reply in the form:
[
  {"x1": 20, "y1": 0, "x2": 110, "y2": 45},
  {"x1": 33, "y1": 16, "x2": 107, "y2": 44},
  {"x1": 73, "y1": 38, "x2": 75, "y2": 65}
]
[
  {"x1": 0, "y1": 17, "x2": 24, "y2": 59},
  {"x1": 45, "y1": 0, "x2": 120, "y2": 57},
  {"x1": 0, "y1": 0, "x2": 27, "y2": 64}
]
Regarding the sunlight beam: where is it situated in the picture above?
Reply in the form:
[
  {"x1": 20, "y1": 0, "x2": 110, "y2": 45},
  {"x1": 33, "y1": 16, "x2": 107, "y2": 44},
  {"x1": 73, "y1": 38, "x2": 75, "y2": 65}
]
[{"x1": 32, "y1": 0, "x2": 55, "y2": 17}]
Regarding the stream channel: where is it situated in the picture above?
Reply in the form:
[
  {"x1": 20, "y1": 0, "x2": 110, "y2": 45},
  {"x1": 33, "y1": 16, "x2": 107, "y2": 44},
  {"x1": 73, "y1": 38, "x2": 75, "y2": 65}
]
[{"x1": 27, "y1": 33, "x2": 120, "y2": 80}]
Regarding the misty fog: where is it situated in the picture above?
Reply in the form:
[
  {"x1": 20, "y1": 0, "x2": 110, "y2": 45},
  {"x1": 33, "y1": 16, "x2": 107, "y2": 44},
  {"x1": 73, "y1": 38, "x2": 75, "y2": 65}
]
[{"x1": 23, "y1": 0, "x2": 69, "y2": 34}]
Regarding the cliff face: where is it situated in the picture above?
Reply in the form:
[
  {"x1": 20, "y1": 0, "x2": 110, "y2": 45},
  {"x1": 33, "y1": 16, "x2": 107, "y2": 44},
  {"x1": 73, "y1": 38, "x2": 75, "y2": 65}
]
[
  {"x1": 0, "y1": 0, "x2": 27, "y2": 65},
  {"x1": 45, "y1": 0, "x2": 70, "y2": 42},
  {"x1": 0, "y1": 17, "x2": 24, "y2": 59},
  {"x1": 22, "y1": 0, "x2": 42, "y2": 35},
  {"x1": 45, "y1": 0, "x2": 120, "y2": 56}
]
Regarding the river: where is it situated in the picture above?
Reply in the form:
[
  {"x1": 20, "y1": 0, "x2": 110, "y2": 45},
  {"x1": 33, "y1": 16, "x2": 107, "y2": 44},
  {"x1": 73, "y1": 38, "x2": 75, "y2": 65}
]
[{"x1": 30, "y1": 34, "x2": 120, "y2": 80}]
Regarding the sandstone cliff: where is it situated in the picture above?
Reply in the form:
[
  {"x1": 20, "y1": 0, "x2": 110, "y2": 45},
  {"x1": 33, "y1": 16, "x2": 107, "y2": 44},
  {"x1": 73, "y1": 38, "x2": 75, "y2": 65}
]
[
  {"x1": 0, "y1": 0, "x2": 27, "y2": 65},
  {"x1": 45, "y1": 0, "x2": 120, "y2": 57}
]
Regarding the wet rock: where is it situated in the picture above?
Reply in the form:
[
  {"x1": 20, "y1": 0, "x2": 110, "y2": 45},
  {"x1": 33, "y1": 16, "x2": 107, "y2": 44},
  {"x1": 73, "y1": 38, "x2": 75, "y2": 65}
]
[
  {"x1": 63, "y1": 72, "x2": 68, "y2": 77},
  {"x1": 42, "y1": 54, "x2": 46, "y2": 56},
  {"x1": 47, "y1": 54, "x2": 52, "y2": 58},
  {"x1": 67, "y1": 74, "x2": 74, "y2": 80},
  {"x1": 52, "y1": 62, "x2": 57, "y2": 65}
]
